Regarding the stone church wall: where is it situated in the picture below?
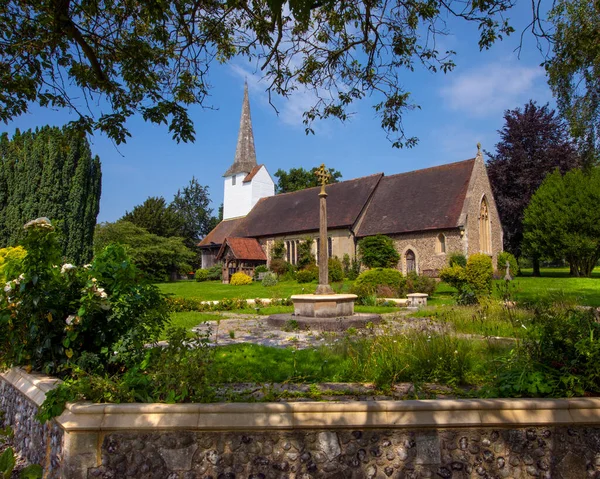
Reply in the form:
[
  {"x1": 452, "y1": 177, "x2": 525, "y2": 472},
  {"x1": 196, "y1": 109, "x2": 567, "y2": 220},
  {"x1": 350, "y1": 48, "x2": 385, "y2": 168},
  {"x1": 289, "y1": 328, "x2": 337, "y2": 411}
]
[
  {"x1": 390, "y1": 230, "x2": 464, "y2": 276},
  {"x1": 461, "y1": 157, "x2": 504, "y2": 267}
]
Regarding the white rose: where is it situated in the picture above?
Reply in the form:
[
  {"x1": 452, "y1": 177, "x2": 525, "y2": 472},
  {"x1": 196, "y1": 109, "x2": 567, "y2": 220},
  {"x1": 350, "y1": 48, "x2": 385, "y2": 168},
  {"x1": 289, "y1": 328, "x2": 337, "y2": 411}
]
[
  {"x1": 65, "y1": 315, "x2": 76, "y2": 326},
  {"x1": 4, "y1": 282, "x2": 12, "y2": 293},
  {"x1": 61, "y1": 264, "x2": 76, "y2": 274}
]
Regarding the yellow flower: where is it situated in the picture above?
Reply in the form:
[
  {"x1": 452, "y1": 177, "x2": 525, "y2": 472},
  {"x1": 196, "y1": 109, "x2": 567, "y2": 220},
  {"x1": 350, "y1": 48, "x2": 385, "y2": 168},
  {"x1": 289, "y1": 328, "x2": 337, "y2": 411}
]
[{"x1": 47, "y1": 312, "x2": 53, "y2": 323}]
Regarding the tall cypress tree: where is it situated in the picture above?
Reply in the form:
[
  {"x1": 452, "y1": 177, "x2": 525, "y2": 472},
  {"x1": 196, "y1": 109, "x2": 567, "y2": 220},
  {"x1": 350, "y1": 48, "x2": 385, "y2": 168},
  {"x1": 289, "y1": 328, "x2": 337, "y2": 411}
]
[{"x1": 0, "y1": 127, "x2": 102, "y2": 264}]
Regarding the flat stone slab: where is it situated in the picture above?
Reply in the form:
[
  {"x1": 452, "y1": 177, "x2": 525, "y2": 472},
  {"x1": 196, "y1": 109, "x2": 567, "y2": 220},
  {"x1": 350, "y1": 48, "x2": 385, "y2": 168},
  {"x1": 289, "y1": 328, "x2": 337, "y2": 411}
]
[
  {"x1": 267, "y1": 313, "x2": 381, "y2": 331},
  {"x1": 291, "y1": 293, "x2": 358, "y2": 318}
]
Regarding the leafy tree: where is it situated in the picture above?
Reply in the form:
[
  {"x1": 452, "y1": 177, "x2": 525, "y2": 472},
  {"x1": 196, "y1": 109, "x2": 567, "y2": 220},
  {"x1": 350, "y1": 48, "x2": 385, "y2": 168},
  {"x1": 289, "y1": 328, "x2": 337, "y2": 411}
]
[
  {"x1": 522, "y1": 168, "x2": 600, "y2": 277},
  {"x1": 0, "y1": 127, "x2": 101, "y2": 264},
  {"x1": 274, "y1": 167, "x2": 342, "y2": 194},
  {"x1": 171, "y1": 177, "x2": 215, "y2": 247},
  {"x1": 94, "y1": 221, "x2": 195, "y2": 282},
  {"x1": 358, "y1": 235, "x2": 400, "y2": 268},
  {"x1": 486, "y1": 101, "x2": 581, "y2": 272},
  {"x1": 121, "y1": 197, "x2": 184, "y2": 238},
  {"x1": 297, "y1": 238, "x2": 316, "y2": 269},
  {"x1": 0, "y1": 1, "x2": 516, "y2": 147},
  {"x1": 545, "y1": 0, "x2": 600, "y2": 167}
]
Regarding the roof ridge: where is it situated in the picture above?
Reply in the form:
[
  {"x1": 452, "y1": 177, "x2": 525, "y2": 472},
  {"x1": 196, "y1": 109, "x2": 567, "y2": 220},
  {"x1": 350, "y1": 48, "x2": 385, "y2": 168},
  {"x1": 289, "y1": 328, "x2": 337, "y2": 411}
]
[
  {"x1": 383, "y1": 158, "x2": 475, "y2": 180},
  {"x1": 272, "y1": 172, "x2": 385, "y2": 198}
]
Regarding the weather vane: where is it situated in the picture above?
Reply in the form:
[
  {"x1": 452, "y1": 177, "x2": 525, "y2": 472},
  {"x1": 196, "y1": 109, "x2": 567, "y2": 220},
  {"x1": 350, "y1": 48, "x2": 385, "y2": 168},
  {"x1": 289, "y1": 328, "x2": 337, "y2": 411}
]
[{"x1": 314, "y1": 163, "x2": 331, "y2": 194}]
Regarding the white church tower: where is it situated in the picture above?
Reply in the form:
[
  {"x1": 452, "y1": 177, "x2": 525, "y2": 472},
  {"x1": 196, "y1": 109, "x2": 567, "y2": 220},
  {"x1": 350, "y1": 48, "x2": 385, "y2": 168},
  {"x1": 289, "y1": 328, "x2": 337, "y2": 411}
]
[{"x1": 222, "y1": 83, "x2": 275, "y2": 220}]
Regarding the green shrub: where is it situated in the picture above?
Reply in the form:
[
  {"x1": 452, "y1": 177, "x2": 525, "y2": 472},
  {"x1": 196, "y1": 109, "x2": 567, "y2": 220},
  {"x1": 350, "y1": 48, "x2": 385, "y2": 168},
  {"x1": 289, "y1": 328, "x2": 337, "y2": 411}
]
[
  {"x1": 297, "y1": 238, "x2": 315, "y2": 270},
  {"x1": 466, "y1": 253, "x2": 493, "y2": 297},
  {"x1": 261, "y1": 272, "x2": 278, "y2": 287},
  {"x1": 271, "y1": 240, "x2": 286, "y2": 260},
  {"x1": 448, "y1": 252, "x2": 467, "y2": 268},
  {"x1": 0, "y1": 246, "x2": 26, "y2": 282},
  {"x1": 195, "y1": 269, "x2": 209, "y2": 282},
  {"x1": 269, "y1": 258, "x2": 289, "y2": 276},
  {"x1": 497, "y1": 251, "x2": 519, "y2": 277},
  {"x1": 254, "y1": 264, "x2": 269, "y2": 280},
  {"x1": 342, "y1": 254, "x2": 351, "y2": 277},
  {"x1": 358, "y1": 235, "x2": 400, "y2": 268},
  {"x1": 405, "y1": 271, "x2": 437, "y2": 296},
  {"x1": 495, "y1": 305, "x2": 600, "y2": 397},
  {"x1": 348, "y1": 258, "x2": 361, "y2": 280},
  {"x1": 352, "y1": 268, "x2": 403, "y2": 297},
  {"x1": 0, "y1": 219, "x2": 169, "y2": 376},
  {"x1": 328, "y1": 257, "x2": 343, "y2": 282},
  {"x1": 439, "y1": 264, "x2": 476, "y2": 305},
  {"x1": 206, "y1": 265, "x2": 222, "y2": 281},
  {"x1": 230, "y1": 272, "x2": 252, "y2": 285},
  {"x1": 297, "y1": 265, "x2": 318, "y2": 283}
]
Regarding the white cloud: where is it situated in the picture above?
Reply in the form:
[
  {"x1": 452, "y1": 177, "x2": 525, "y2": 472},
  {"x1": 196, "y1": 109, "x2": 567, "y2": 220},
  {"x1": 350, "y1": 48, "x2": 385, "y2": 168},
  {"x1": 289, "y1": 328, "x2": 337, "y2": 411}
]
[{"x1": 439, "y1": 62, "x2": 546, "y2": 117}]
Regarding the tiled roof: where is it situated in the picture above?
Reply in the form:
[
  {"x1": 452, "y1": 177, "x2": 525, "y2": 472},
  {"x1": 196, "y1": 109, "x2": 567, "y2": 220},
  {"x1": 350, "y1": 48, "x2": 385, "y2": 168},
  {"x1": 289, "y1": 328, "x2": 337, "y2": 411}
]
[
  {"x1": 216, "y1": 237, "x2": 267, "y2": 261},
  {"x1": 356, "y1": 159, "x2": 475, "y2": 237},
  {"x1": 234, "y1": 173, "x2": 384, "y2": 238},
  {"x1": 197, "y1": 218, "x2": 245, "y2": 247},
  {"x1": 243, "y1": 164, "x2": 263, "y2": 183}
]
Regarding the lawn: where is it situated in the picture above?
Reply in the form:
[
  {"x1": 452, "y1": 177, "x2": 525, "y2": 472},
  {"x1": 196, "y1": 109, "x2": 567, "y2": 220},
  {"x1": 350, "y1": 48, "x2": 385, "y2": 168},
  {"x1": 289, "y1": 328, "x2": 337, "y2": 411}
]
[{"x1": 157, "y1": 279, "x2": 354, "y2": 300}]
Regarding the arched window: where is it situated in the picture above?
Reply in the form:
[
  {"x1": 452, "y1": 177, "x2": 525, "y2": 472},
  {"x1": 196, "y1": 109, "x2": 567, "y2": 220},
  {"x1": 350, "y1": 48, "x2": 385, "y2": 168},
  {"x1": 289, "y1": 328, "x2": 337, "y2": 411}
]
[
  {"x1": 291, "y1": 240, "x2": 297, "y2": 265},
  {"x1": 436, "y1": 233, "x2": 446, "y2": 254},
  {"x1": 405, "y1": 249, "x2": 416, "y2": 273},
  {"x1": 479, "y1": 197, "x2": 491, "y2": 253},
  {"x1": 286, "y1": 241, "x2": 291, "y2": 263}
]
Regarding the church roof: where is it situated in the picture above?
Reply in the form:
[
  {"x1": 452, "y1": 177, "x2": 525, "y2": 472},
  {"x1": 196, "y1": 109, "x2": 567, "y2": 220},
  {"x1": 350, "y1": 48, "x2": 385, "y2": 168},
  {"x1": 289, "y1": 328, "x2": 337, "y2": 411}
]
[
  {"x1": 198, "y1": 217, "x2": 245, "y2": 248},
  {"x1": 243, "y1": 164, "x2": 263, "y2": 183},
  {"x1": 223, "y1": 83, "x2": 258, "y2": 177},
  {"x1": 216, "y1": 237, "x2": 267, "y2": 261},
  {"x1": 235, "y1": 173, "x2": 384, "y2": 238},
  {"x1": 356, "y1": 159, "x2": 475, "y2": 237}
]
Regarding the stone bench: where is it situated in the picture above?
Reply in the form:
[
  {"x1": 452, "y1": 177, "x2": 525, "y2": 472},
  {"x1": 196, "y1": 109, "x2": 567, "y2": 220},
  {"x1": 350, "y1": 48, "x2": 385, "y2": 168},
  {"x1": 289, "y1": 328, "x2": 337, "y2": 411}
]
[{"x1": 406, "y1": 293, "x2": 428, "y2": 307}]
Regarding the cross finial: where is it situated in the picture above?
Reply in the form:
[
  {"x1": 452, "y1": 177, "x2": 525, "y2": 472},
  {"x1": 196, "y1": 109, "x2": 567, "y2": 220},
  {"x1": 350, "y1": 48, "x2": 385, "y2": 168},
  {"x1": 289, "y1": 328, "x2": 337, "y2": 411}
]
[
  {"x1": 315, "y1": 163, "x2": 331, "y2": 194},
  {"x1": 477, "y1": 142, "x2": 481, "y2": 154}
]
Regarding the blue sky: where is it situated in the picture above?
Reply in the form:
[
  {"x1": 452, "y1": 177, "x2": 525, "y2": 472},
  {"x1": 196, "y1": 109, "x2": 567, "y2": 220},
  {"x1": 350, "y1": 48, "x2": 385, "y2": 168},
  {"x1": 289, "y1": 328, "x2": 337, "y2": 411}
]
[{"x1": 5, "y1": 3, "x2": 553, "y2": 223}]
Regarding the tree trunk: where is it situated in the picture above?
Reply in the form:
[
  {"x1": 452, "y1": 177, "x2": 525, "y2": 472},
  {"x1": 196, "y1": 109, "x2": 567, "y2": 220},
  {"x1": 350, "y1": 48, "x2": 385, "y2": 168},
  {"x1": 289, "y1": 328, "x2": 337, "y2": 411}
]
[{"x1": 532, "y1": 256, "x2": 541, "y2": 277}]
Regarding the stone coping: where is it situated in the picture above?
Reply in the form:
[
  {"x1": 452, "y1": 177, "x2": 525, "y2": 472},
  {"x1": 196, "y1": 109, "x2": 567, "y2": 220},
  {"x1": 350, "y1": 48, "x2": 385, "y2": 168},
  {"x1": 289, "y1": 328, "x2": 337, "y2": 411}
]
[
  {"x1": 4, "y1": 368, "x2": 600, "y2": 433},
  {"x1": 290, "y1": 294, "x2": 358, "y2": 301}
]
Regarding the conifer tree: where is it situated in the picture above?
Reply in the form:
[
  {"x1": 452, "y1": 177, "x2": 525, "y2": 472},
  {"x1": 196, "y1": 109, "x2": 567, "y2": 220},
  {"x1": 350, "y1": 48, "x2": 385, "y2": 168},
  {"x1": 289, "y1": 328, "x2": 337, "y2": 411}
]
[{"x1": 0, "y1": 127, "x2": 102, "y2": 264}]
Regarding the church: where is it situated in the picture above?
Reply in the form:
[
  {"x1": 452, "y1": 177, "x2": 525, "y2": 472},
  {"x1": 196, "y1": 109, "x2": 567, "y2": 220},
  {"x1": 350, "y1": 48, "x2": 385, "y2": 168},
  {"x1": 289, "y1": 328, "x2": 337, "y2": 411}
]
[{"x1": 199, "y1": 85, "x2": 503, "y2": 282}]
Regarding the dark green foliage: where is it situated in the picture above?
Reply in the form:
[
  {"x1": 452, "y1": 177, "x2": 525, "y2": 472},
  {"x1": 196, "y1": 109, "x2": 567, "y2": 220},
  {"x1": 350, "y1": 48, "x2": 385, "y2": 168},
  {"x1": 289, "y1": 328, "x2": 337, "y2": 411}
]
[
  {"x1": 523, "y1": 168, "x2": 600, "y2": 277},
  {"x1": 269, "y1": 258, "x2": 289, "y2": 276},
  {"x1": 348, "y1": 258, "x2": 361, "y2": 280},
  {"x1": 497, "y1": 252, "x2": 519, "y2": 277},
  {"x1": 342, "y1": 254, "x2": 351, "y2": 277},
  {"x1": 274, "y1": 166, "x2": 342, "y2": 193},
  {"x1": 404, "y1": 271, "x2": 437, "y2": 296},
  {"x1": 94, "y1": 221, "x2": 195, "y2": 282},
  {"x1": 0, "y1": 127, "x2": 101, "y2": 264},
  {"x1": 122, "y1": 197, "x2": 185, "y2": 238},
  {"x1": 0, "y1": 221, "x2": 170, "y2": 376},
  {"x1": 465, "y1": 254, "x2": 493, "y2": 298},
  {"x1": 253, "y1": 264, "x2": 269, "y2": 280},
  {"x1": 171, "y1": 177, "x2": 215, "y2": 247},
  {"x1": 297, "y1": 265, "x2": 318, "y2": 283},
  {"x1": 297, "y1": 238, "x2": 315, "y2": 269},
  {"x1": 206, "y1": 265, "x2": 222, "y2": 281},
  {"x1": 448, "y1": 252, "x2": 467, "y2": 268},
  {"x1": 496, "y1": 304, "x2": 600, "y2": 397},
  {"x1": 358, "y1": 235, "x2": 400, "y2": 268},
  {"x1": 352, "y1": 268, "x2": 403, "y2": 298},
  {"x1": 328, "y1": 257, "x2": 343, "y2": 282},
  {"x1": 546, "y1": 0, "x2": 600, "y2": 167},
  {"x1": 487, "y1": 101, "x2": 581, "y2": 258},
  {"x1": 270, "y1": 240, "x2": 286, "y2": 260}
]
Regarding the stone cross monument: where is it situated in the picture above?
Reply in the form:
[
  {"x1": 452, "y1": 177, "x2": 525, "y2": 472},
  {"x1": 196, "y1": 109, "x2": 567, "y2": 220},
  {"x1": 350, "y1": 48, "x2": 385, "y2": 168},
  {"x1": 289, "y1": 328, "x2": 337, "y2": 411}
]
[{"x1": 314, "y1": 164, "x2": 334, "y2": 295}]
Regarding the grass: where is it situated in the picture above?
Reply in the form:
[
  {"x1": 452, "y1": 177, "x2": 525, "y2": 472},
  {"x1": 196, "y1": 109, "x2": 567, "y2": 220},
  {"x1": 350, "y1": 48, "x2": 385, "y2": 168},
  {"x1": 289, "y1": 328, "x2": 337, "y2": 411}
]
[
  {"x1": 157, "y1": 279, "x2": 354, "y2": 301},
  {"x1": 210, "y1": 332, "x2": 508, "y2": 390},
  {"x1": 162, "y1": 312, "x2": 218, "y2": 339}
]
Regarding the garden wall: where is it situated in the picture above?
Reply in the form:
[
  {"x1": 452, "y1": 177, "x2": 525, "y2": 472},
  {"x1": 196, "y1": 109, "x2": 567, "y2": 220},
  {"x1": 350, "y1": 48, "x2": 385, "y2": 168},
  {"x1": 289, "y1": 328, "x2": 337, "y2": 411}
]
[{"x1": 3, "y1": 368, "x2": 600, "y2": 479}]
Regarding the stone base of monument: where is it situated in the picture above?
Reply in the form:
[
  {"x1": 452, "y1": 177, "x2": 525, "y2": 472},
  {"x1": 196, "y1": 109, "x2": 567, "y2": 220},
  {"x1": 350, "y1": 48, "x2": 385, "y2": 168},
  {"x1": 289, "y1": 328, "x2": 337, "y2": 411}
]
[{"x1": 267, "y1": 293, "x2": 381, "y2": 332}]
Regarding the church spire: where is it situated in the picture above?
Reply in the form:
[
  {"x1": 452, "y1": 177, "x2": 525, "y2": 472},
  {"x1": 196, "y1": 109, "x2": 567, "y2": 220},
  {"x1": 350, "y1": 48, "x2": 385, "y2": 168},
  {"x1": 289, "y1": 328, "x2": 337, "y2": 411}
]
[{"x1": 224, "y1": 82, "x2": 258, "y2": 177}]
